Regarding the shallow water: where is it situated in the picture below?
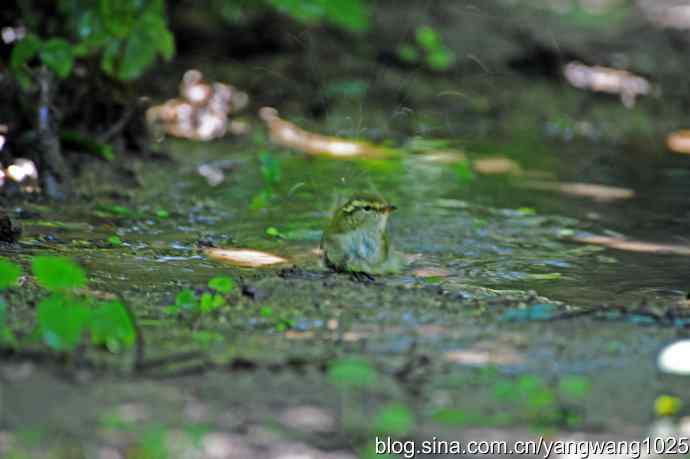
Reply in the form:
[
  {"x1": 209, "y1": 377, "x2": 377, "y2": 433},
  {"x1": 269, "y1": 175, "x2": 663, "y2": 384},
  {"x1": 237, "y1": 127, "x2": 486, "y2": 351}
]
[{"x1": 4, "y1": 96, "x2": 690, "y2": 457}]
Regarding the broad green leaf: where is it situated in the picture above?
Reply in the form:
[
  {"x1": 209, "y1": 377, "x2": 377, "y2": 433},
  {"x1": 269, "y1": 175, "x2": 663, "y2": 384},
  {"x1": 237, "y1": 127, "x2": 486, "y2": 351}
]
[
  {"x1": 175, "y1": 289, "x2": 197, "y2": 310},
  {"x1": 100, "y1": 0, "x2": 138, "y2": 38},
  {"x1": 416, "y1": 26, "x2": 440, "y2": 50},
  {"x1": 118, "y1": 30, "x2": 157, "y2": 80},
  {"x1": 0, "y1": 258, "x2": 22, "y2": 290},
  {"x1": 37, "y1": 293, "x2": 91, "y2": 351},
  {"x1": 32, "y1": 256, "x2": 87, "y2": 291},
  {"x1": 373, "y1": 403, "x2": 415, "y2": 435},
  {"x1": 200, "y1": 292, "x2": 225, "y2": 314},
  {"x1": 208, "y1": 276, "x2": 235, "y2": 294},
  {"x1": 107, "y1": 235, "x2": 123, "y2": 246},
  {"x1": 10, "y1": 34, "x2": 42, "y2": 71},
  {"x1": 158, "y1": 27, "x2": 175, "y2": 60},
  {"x1": 328, "y1": 357, "x2": 378, "y2": 389},
  {"x1": 40, "y1": 38, "x2": 75, "y2": 78},
  {"x1": 91, "y1": 300, "x2": 135, "y2": 352}
]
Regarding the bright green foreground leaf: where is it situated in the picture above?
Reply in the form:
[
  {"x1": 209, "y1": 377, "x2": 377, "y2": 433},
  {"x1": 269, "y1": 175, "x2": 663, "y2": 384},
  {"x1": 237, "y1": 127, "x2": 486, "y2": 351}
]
[
  {"x1": 32, "y1": 256, "x2": 87, "y2": 291},
  {"x1": 91, "y1": 300, "x2": 135, "y2": 352},
  {"x1": 0, "y1": 258, "x2": 22, "y2": 290},
  {"x1": 208, "y1": 276, "x2": 235, "y2": 294},
  {"x1": 37, "y1": 293, "x2": 91, "y2": 351},
  {"x1": 175, "y1": 289, "x2": 197, "y2": 310}
]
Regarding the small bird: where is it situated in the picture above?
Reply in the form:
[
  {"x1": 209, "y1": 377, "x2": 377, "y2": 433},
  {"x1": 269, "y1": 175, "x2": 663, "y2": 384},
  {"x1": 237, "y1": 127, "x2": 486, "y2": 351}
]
[{"x1": 321, "y1": 193, "x2": 403, "y2": 279}]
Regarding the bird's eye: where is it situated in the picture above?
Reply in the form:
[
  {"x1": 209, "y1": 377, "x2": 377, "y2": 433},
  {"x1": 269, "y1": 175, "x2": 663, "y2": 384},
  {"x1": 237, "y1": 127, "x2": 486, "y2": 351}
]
[{"x1": 363, "y1": 206, "x2": 372, "y2": 211}]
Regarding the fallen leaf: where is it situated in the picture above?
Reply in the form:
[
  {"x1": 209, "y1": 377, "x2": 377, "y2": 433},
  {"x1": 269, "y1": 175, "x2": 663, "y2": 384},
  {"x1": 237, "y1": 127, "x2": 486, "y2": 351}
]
[
  {"x1": 259, "y1": 107, "x2": 392, "y2": 158},
  {"x1": 204, "y1": 248, "x2": 288, "y2": 267}
]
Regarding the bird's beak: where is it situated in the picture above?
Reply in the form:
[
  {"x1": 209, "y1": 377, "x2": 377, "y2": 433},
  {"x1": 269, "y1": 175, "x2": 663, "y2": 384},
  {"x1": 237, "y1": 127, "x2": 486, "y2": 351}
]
[{"x1": 385, "y1": 205, "x2": 397, "y2": 213}]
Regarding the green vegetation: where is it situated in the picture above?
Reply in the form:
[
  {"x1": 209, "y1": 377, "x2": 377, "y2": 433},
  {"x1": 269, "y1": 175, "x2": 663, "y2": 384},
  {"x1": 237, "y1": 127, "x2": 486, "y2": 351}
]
[
  {"x1": 165, "y1": 276, "x2": 236, "y2": 316},
  {"x1": 397, "y1": 25, "x2": 456, "y2": 71},
  {"x1": 11, "y1": 0, "x2": 174, "y2": 86},
  {"x1": 433, "y1": 372, "x2": 591, "y2": 430},
  {"x1": 0, "y1": 255, "x2": 136, "y2": 353}
]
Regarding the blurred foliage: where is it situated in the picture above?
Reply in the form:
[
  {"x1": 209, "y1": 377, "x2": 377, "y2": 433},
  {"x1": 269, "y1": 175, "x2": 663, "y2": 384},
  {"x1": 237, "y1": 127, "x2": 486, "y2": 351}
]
[
  {"x1": 164, "y1": 276, "x2": 236, "y2": 316},
  {"x1": 0, "y1": 255, "x2": 136, "y2": 353},
  {"x1": 10, "y1": 0, "x2": 174, "y2": 86},
  {"x1": 397, "y1": 25, "x2": 456, "y2": 71},
  {"x1": 210, "y1": 0, "x2": 370, "y2": 31},
  {"x1": 8, "y1": 0, "x2": 371, "y2": 102}
]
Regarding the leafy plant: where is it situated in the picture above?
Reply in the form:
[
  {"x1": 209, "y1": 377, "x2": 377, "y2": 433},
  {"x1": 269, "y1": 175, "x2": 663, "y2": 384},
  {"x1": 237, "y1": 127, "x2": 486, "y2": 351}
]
[
  {"x1": 397, "y1": 25, "x2": 456, "y2": 71},
  {"x1": 433, "y1": 373, "x2": 590, "y2": 430},
  {"x1": 11, "y1": 0, "x2": 174, "y2": 86},
  {"x1": 29, "y1": 255, "x2": 137, "y2": 353},
  {"x1": 165, "y1": 276, "x2": 236, "y2": 316}
]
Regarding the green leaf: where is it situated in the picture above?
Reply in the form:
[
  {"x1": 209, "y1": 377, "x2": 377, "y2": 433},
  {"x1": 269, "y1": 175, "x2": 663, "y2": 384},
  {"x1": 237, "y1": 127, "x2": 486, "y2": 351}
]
[
  {"x1": 158, "y1": 27, "x2": 175, "y2": 60},
  {"x1": 116, "y1": 7, "x2": 174, "y2": 80},
  {"x1": 175, "y1": 289, "x2": 197, "y2": 311},
  {"x1": 32, "y1": 256, "x2": 87, "y2": 291},
  {"x1": 328, "y1": 357, "x2": 378, "y2": 389},
  {"x1": 427, "y1": 47, "x2": 455, "y2": 71},
  {"x1": 373, "y1": 403, "x2": 415, "y2": 435},
  {"x1": 99, "y1": 0, "x2": 138, "y2": 38},
  {"x1": 265, "y1": 227, "x2": 285, "y2": 239},
  {"x1": 40, "y1": 38, "x2": 74, "y2": 78},
  {"x1": 0, "y1": 258, "x2": 22, "y2": 290},
  {"x1": 37, "y1": 293, "x2": 91, "y2": 351},
  {"x1": 208, "y1": 276, "x2": 235, "y2": 294},
  {"x1": 199, "y1": 292, "x2": 225, "y2": 314},
  {"x1": 416, "y1": 25, "x2": 440, "y2": 50},
  {"x1": 107, "y1": 235, "x2": 123, "y2": 246},
  {"x1": 91, "y1": 300, "x2": 135, "y2": 352},
  {"x1": 10, "y1": 34, "x2": 42, "y2": 71}
]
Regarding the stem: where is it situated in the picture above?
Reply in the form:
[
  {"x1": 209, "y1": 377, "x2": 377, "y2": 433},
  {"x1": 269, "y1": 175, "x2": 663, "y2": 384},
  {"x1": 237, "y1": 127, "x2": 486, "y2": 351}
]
[{"x1": 36, "y1": 67, "x2": 70, "y2": 198}]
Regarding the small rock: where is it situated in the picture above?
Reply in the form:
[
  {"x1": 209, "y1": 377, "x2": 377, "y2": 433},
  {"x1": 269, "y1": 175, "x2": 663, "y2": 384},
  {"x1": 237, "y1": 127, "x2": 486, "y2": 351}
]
[
  {"x1": 658, "y1": 340, "x2": 690, "y2": 375},
  {"x1": 0, "y1": 213, "x2": 20, "y2": 243}
]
